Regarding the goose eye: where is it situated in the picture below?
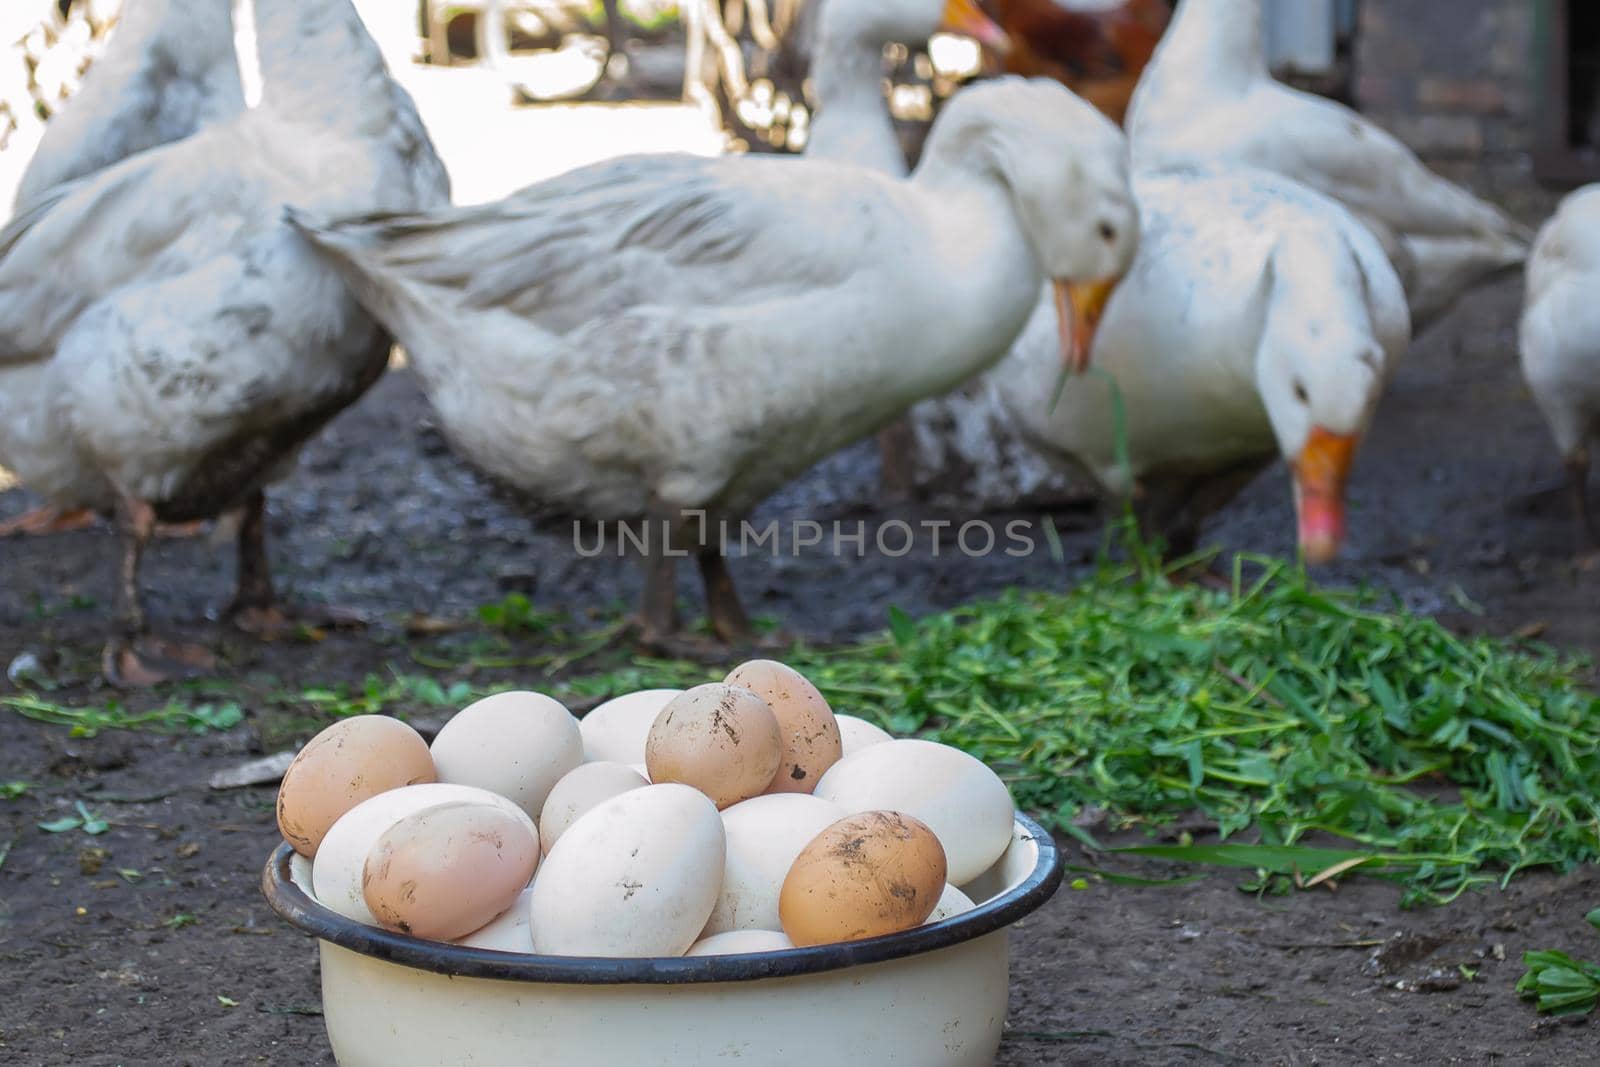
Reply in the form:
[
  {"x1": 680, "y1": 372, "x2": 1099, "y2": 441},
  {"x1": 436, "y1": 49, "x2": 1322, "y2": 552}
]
[
  {"x1": 1097, "y1": 221, "x2": 1117, "y2": 242},
  {"x1": 1293, "y1": 380, "x2": 1310, "y2": 404}
]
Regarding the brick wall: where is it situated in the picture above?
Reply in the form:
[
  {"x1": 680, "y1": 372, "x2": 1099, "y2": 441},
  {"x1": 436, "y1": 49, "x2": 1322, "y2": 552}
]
[{"x1": 1353, "y1": 0, "x2": 1549, "y2": 215}]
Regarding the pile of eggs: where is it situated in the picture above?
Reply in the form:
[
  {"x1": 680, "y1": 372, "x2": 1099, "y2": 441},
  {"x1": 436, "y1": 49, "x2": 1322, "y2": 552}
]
[{"x1": 275, "y1": 660, "x2": 1018, "y2": 957}]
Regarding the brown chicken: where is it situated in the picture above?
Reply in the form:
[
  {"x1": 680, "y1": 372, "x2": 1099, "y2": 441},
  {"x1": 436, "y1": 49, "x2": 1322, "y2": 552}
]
[{"x1": 984, "y1": 0, "x2": 1173, "y2": 125}]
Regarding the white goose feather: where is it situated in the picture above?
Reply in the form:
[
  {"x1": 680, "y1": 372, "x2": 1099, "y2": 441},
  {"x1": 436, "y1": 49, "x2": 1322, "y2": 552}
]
[
  {"x1": 0, "y1": 0, "x2": 447, "y2": 551},
  {"x1": 996, "y1": 164, "x2": 1410, "y2": 558},
  {"x1": 803, "y1": 0, "x2": 941, "y2": 174},
  {"x1": 805, "y1": 0, "x2": 1077, "y2": 508},
  {"x1": 1519, "y1": 185, "x2": 1600, "y2": 539},
  {"x1": 1128, "y1": 0, "x2": 1528, "y2": 332},
  {"x1": 291, "y1": 77, "x2": 1135, "y2": 637},
  {"x1": 14, "y1": 0, "x2": 244, "y2": 209},
  {"x1": 295, "y1": 78, "x2": 1133, "y2": 523}
]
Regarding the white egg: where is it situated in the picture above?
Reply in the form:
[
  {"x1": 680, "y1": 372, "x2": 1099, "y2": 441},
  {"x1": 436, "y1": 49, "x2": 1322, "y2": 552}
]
[
  {"x1": 629, "y1": 763, "x2": 651, "y2": 782},
  {"x1": 430, "y1": 691, "x2": 583, "y2": 820},
  {"x1": 925, "y1": 884, "x2": 976, "y2": 924},
  {"x1": 529, "y1": 783, "x2": 725, "y2": 957},
  {"x1": 686, "y1": 929, "x2": 795, "y2": 956},
  {"x1": 579, "y1": 689, "x2": 683, "y2": 765},
  {"x1": 455, "y1": 887, "x2": 535, "y2": 953},
  {"x1": 538, "y1": 761, "x2": 650, "y2": 855},
  {"x1": 312, "y1": 783, "x2": 536, "y2": 926},
  {"x1": 836, "y1": 714, "x2": 893, "y2": 756},
  {"x1": 814, "y1": 739, "x2": 1013, "y2": 884},
  {"x1": 702, "y1": 793, "x2": 846, "y2": 936}
]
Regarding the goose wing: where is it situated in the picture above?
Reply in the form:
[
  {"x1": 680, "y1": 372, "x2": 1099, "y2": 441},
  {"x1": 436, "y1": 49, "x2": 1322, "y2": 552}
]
[
  {"x1": 292, "y1": 152, "x2": 890, "y2": 337},
  {"x1": 1235, "y1": 84, "x2": 1530, "y2": 248},
  {"x1": 0, "y1": 129, "x2": 260, "y2": 362}
]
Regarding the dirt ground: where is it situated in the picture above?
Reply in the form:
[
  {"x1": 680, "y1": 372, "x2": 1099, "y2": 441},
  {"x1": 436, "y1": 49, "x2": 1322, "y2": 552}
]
[{"x1": 2, "y1": 266, "x2": 1599, "y2": 1066}]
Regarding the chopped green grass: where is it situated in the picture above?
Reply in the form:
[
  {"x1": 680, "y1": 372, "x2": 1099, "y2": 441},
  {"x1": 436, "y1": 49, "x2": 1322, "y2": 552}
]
[
  {"x1": 38, "y1": 800, "x2": 109, "y2": 836},
  {"x1": 559, "y1": 546, "x2": 1600, "y2": 905},
  {"x1": 3, "y1": 528, "x2": 1594, "y2": 904},
  {"x1": 1519, "y1": 909, "x2": 1600, "y2": 1015},
  {"x1": 0, "y1": 695, "x2": 242, "y2": 738},
  {"x1": 294, "y1": 673, "x2": 477, "y2": 720}
]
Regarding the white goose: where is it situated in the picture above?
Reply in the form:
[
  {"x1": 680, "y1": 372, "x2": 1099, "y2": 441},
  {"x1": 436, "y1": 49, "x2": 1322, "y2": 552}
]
[
  {"x1": 996, "y1": 163, "x2": 1410, "y2": 562},
  {"x1": 1519, "y1": 185, "x2": 1600, "y2": 546},
  {"x1": 0, "y1": 0, "x2": 449, "y2": 685},
  {"x1": 15, "y1": 0, "x2": 243, "y2": 209},
  {"x1": 803, "y1": 0, "x2": 1082, "y2": 510},
  {"x1": 291, "y1": 77, "x2": 1135, "y2": 645},
  {"x1": 805, "y1": 0, "x2": 1008, "y2": 174},
  {"x1": 1, "y1": 0, "x2": 243, "y2": 539},
  {"x1": 1128, "y1": 0, "x2": 1529, "y2": 333}
]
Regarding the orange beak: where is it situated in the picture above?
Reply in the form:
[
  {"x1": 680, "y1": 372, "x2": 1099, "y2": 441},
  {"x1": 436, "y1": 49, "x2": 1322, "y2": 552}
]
[
  {"x1": 940, "y1": 0, "x2": 1012, "y2": 55},
  {"x1": 1293, "y1": 426, "x2": 1359, "y2": 565},
  {"x1": 1053, "y1": 277, "x2": 1119, "y2": 376}
]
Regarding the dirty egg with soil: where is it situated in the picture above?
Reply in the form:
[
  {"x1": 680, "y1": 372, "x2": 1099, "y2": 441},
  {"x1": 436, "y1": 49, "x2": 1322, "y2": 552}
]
[
  {"x1": 311, "y1": 782, "x2": 536, "y2": 927},
  {"x1": 703, "y1": 791, "x2": 847, "y2": 936},
  {"x1": 724, "y1": 659, "x2": 844, "y2": 794},
  {"x1": 779, "y1": 810, "x2": 948, "y2": 947},
  {"x1": 816, "y1": 737, "x2": 1015, "y2": 885},
  {"x1": 644, "y1": 683, "x2": 784, "y2": 809},
  {"x1": 362, "y1": 800, "x2": 539, "y2": 941},
  {"x1": 276, "y1": 715, "x2": 437, "y2": 858},
  {"x1": 275, "y1": 660, "x2": 1025, "y2": 958}
]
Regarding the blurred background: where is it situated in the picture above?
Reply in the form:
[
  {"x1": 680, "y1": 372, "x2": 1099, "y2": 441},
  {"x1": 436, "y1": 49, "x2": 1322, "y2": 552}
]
[{"x1": 1, "y1": 1, "x2": 1582, "y2": 211}]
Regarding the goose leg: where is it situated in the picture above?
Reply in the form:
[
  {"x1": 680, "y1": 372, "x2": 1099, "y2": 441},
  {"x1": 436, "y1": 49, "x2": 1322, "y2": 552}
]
[
  {"x1": 636, "y1": 542, "x2": 680, "y2": 646},
  {"x1": 0, "y1": 504, "x2": 97, "y2": 537},
  {"x1": 102, "y1": 496, "x2": 215, "y2": 688},
  {"x1": 225, "y1": 490, "x2": 365, "y2": 635},
  {"x1": 0, "y1": 505, "x2": 204, "y2": 538},
  {"x1": 1569, "y1": 451, "x2": 1597, "y2": 547},
  {"x1": 697, "y1": 549, "x2": 752, "y2": 645},
  {"x1": 1135, "y1": 460, "x2": 1268, "y2": 569},
  {"x1": 603, "y1": 0, "x2": 625, "y2": 55},
  {"x1": 225, "y1": 489, "x2": 277, "y2": 630}
]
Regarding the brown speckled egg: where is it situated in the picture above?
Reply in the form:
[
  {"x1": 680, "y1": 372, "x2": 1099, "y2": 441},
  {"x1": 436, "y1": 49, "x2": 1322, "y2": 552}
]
[
  {"x1": 276, "y1": 716, "x2": 436, "y2": 858},
  {"x1": 725, "y1": 660, "x2": 843, "y2": 795},
  {"x1": 779, "y1": 811, "x2": 947, "y2": 947},
  {"x1": 362, "y1": 800, "x2": 539, "y2": 942},
  {"x1": 645, "y1": 684, "x2": 782, "y2": 809}
]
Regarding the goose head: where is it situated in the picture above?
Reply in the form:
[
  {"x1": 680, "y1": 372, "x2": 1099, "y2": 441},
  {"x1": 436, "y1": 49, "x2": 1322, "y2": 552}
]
[
  {"x1": 921, "y1": 76, "x2": 1138, "y2": 374},
  {"x1": 1254, "y1": 238, "x2": 1395, "y2": 565},
  {"x1": 819, "y1": 0, "x2": 1011, "y2": 54}
]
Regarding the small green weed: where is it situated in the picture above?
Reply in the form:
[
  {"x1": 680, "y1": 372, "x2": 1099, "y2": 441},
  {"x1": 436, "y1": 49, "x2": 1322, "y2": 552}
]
[{"x1": 1519, "y1": 909, "x2": 1600, "y2": 1016}]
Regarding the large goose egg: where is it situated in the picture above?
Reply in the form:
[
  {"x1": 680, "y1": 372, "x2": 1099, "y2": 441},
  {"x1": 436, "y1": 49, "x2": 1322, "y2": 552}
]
[
  {"x1": 528, "y1": 784, "x2": 725, "y2": 957},
  {"x1": 814, "y1": 738, "x2": 1013, "y2": 884}
]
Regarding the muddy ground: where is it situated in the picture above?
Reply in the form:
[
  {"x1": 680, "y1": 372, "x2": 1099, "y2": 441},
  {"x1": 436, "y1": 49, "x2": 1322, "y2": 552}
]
[{"x1": 2, "y1": 271, "x2": 1599, "y2": 1065}]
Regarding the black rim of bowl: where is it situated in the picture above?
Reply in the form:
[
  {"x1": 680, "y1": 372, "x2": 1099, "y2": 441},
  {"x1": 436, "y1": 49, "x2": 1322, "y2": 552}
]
[{"x1": 260, "y1": 812, "x2": 1063, "y2": 985}]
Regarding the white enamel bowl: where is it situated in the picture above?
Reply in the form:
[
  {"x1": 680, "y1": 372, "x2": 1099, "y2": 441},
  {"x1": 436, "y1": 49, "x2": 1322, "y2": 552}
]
[{"x1": 262, "y1": 813, "x2": 1062, "y2": 1066}]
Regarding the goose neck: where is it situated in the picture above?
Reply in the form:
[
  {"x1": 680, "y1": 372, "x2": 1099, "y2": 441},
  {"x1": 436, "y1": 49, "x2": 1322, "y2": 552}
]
[
  {"x1": 807, "y1": 36, "x2": 900, "y2": 167},
  {"x1": 252, "y1": 0, "x2": 390, "y2": 120},
  {"x1": 1152, "y1": 0, "x2": 1265, "y2": 90},
  {"x1": 116, "y1": 0, "x2": 238, "y2": 72}
]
